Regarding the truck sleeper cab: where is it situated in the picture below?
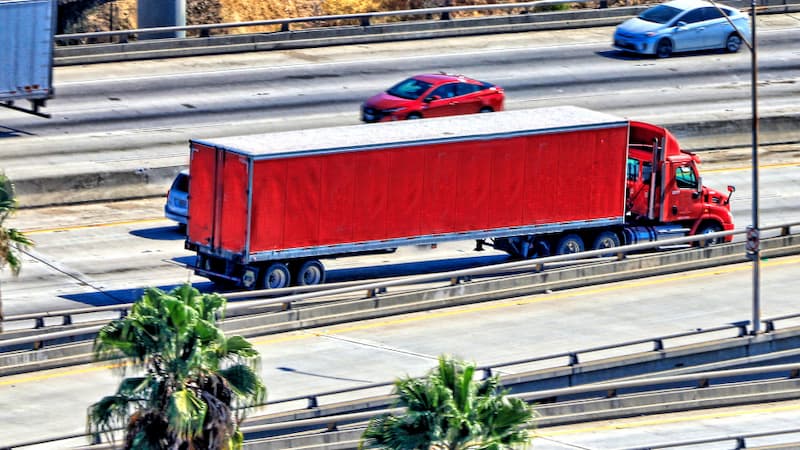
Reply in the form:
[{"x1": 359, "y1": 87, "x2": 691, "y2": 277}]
[{"x1": 184, "y1": 107, "x2": 734, "y2": 290}]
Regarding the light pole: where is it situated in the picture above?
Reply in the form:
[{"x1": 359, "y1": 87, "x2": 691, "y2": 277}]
[{"x1": 749, "y1": 0, "x2": 761, "y2": 334}]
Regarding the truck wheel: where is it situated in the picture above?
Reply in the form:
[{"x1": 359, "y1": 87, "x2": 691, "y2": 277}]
[
  {"x1": 696, "y1": 223, "x2": 723, "y2": 246},
  {"x1": 295, "y1": 260, "x2": 325, "y2": 286},
  {"x1": 261, "y1": 263, "x2": 290, "y2": 289},
  {"x1": 555, "y1": 234, "x2": 585, "y2": 255},
  {"x1": 241, "y1": 267, "x2": 260, "y2": 290},
  {"x1": 592, "y1": 231, "x2": 620, "y2": 256}
]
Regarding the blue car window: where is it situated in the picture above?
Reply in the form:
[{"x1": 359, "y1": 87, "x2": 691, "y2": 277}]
[
  {"x1": 679, "y1": 9, "x2": 706, "y2": 24},
  {"x1": 703, "y1": 7, "x2": 724, "y2": 20},
  {"x1": 639, "y1": 5, "x2": 682, "y2": 24}
]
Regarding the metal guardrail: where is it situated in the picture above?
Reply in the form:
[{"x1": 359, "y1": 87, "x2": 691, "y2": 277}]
[
  {"x1": 618, "y1": 428, "x2": 800, "y2": 450},
  {"x1": 6, "y1": 332, "x2": 799, "y2": 450},
  {"x1": 4, "y1": 221, "x2": 798, "y2": 338},
  {"x1": 235, "y1": 362, "x2": 800, "y2": 435},
  {"x1": 54, "y1": 0, "x2": 590, "y2": 44}
]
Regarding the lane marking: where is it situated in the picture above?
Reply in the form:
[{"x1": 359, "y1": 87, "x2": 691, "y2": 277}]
[{"x1": 22, "y1": 217, "x2": 166, "y2": 234}]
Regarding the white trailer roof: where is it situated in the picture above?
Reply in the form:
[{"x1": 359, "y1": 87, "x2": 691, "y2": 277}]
[{"x1": 192, "y1": 105, "x2": 629, "y2": 159}]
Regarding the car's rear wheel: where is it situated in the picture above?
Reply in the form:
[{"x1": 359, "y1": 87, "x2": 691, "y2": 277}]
[
  {"x1": 656, "y1": 39, "x2": 673, "y2": 58},
  {"x1": 726, "y1": 33, "x2": 743, "y2": 53},
  {"x1": 479, "y1": 106, "x2": 493, "y2": 113},
  {"x1": 406, "y1": 112, "x2": 422, "y2": 120}
]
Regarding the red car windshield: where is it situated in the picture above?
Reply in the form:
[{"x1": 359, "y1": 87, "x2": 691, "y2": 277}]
[{"x1": 387, "y1": 78, "x2": 434, "y2": 100}]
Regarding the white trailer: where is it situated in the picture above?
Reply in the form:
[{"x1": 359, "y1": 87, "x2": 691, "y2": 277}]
[{"x1": 0, "y1": 0, "x2": 56, "y2": 116}]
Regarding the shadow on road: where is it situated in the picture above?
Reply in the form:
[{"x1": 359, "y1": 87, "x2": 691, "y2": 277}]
[{"x1": 129, "y1": 225, "x2": 185, "y2": 241}]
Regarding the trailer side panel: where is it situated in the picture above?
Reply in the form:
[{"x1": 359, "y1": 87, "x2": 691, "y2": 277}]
[{"x1": 243, "y1": 125, "x2": 628, "y2": 254}]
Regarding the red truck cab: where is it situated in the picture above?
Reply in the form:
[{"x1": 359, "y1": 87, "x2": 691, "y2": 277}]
[{"x1": 625, "y1": 121, "x2": 735, "y2": 242}]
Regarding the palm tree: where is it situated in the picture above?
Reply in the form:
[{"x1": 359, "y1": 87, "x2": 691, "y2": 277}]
[
  {"x1": 0, "y1": 173, "x2": 33, "y2": 332},
  {"x1": 360, "y1": 355, "x2": 536, "y2": 450},
  {"x1": 87, "y1": 284, "x2": 266, "y2": 449}
]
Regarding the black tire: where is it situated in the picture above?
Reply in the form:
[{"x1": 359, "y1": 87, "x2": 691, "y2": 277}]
[
  {"x1": 241, "y1": 266, "x2": 260, "y2": 290},
  {"x1": 725, "y1": 33, "x2": 742, "y2": 53},
  {"x1": 261, "y1": 262, "x2": 291, "y2": 289},
  {"x1": 656, "y1": 39, "x2": 673, "y2": 58},
  {"x1": 555, "y1": 234, "x2": 585, "y2": 255},
  {"x1": 591, "y1": 231, "x2": 620, "y2": 256},
  {"x1": 406, "y1": 112, "x2": 422, "y2": 120},
  {"x1": 696, "y1": 223, "x2": 723, "y2": 246},
  {"x1": 295, "y1": 260, "x2": 325, "y2": 286},
  {"x1": 479, "y1": 106, "x2": 493, "y2": 113}
]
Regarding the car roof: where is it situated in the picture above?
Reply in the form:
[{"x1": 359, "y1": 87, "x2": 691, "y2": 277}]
[
  {"x1": 659, "y1": 0, "x2": 726, "y2": 10},
  {"x1": 412, "y1": 73, "x2": 480, "y2": 84}
]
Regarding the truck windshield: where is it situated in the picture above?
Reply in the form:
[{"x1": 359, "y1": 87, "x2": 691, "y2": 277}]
[{"x1": 638, "y1": 5, "x2": 682, "y2": 24}]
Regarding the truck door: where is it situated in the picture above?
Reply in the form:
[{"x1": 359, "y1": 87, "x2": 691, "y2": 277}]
[
  {"x1": 663, "y1": 161, "x2": 701, "y2": 221},
  {"x1": 187, "y1": 143, "x2": 250, "y2": 255}
]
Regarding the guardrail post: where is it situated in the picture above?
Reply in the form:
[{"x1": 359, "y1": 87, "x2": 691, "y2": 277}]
[
  {"x1": 599, "y1": 0, "x2": 608, "y2": 8},
  {"x1": 62, "y1": 315, "x2": 72, "y2": 326},
  {"x1": 450, "y1": 275, "x2": 472, "y2": 285},
  {"x1": 698, "y1": 377, "x2": 709, "y2": 388},
  {"x1": 735, "y1": 437, "x2": 746, "y2": 449},
  {"x1": 280, "y1": 23, "x2": 290, "y2": 32},
  {"x1": 781, "y1": 225, "x2": 791, "y2": 236},
  {"x1": 200, "y1": 29, "x2": 211, "y2": 38},
  {"x1": 616, "y1": 251, "x2": 626, "y2": 261},
  {"x1": 35, "y1": 317, "x2": 45, "y2": 329},
  {"x1": 119, "y1": 34, "x2": 128, "y2": 44},
  {"x1": 33, "y1": 339, "x2": 43, "y2": 351},
  {"x1": 120, "y1": 309, "x2": 128, "y2": 319},
  {"x1": 652, "y1": 339, "x2": 664, "y2": 351},
  {"x1": 360, "y1": 16, "x2": 371, "y2": 27},
  {"x1": 307, "y1": 396, "x2": 318, "y2": 408},
  {"x1": 764, "y1": 319, "x2": 775, "y2": 333},
  {"x1": 92, "y1": 432, "x2": 102, "y2": 444},
  {"x1": 366, "y1": 287, "x2": 387, "y2": 298},
  {"x1": 568, "y1": 352, "x2": 579, "y2": 365},
  {"x1": 482, "y1": 367, "x2": 493, "y2": 379},
  {"x1": 326, "y1": 421, "x2": 338, "y2": 432}
]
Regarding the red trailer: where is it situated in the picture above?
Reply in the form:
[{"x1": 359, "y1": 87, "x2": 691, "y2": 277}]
[{"x1": 185, "y1": 106, "x2": 734, "y2": 289}]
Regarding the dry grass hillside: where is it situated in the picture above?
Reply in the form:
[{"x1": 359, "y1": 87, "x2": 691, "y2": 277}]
[{"x1": 76, "y1": 0, "x2": 607, "y2": 33}]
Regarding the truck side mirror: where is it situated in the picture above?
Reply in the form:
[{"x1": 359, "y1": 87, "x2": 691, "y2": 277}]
[{"x1": 725, "y1": 185, "x2": 735, "y2": 205}]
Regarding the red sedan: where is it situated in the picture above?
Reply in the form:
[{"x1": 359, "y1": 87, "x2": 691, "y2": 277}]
[{"x1": 361, "y1": 73, "x2": 505, "y2": 123}]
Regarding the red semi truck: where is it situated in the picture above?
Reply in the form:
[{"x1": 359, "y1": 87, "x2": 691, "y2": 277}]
[{"x1": 185, "y1": 106, "x2": 734, "y2": 289}]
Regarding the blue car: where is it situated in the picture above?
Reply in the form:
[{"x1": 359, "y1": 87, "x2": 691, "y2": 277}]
[{"x1": 613, "y1": 0, "x2": 750, "y2": 58}]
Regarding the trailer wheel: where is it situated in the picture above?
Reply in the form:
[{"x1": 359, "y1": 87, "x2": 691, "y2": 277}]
[
  {"x1": 261, "y1": 263, "x2": 291, "y2": 289},
  {"x1": 295, "y1": 260, "x2": 325, "y2": 286},
  {"x1": 555, "y1": 234, "x2": 585, "y2": 255},
  {"x1": 591, "y1": 231, "x2": 620, "y2": 256}
]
